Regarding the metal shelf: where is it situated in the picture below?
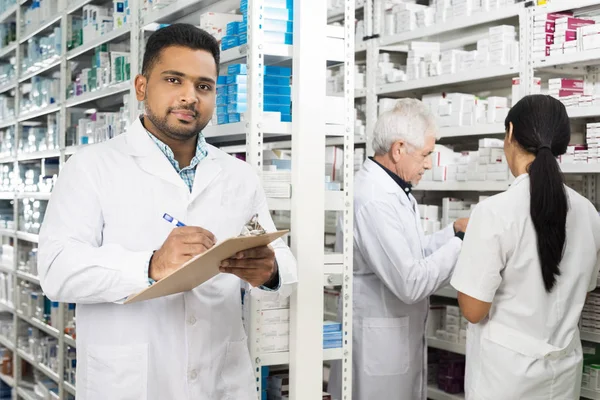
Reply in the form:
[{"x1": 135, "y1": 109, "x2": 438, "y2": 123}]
[
  {"x1": 16, "y1": 231, "x2": 39, "y2": 243},
  {"x1": 533, "y1": 0, "x2": 600, "y2": 15},
  {"x1": 143, "y1": 0, "x2": 237, "y2": 27},
  {"x1": 0, "y1": 43, "x2": 16, "y2": 60},
  {"x1": 534, "y1": 50, "x2": 600, "y2": 69},
  {"x1": 17, "y1": 104, "x2": 60, "y2": 122},
  {"x1": 0, "y1": 118, "x2": 15, "y2": 129},
  {"x1": 203, "y1": 120, "x2": 292, "y2": 141},
  {"x1": 567, "y1": 107, "x2": 600, "y2": 119},
  {"x1": 16, "y1": 270, "x2": 39, "y2": 285},
  {"x1": 66, "y1": 0, "x2": 92, "y2": 14},
  {"x1": 561, "y1": 164, "x2": 600, "y2": 174},
  {"x1": 267, "y1": 191, "x2": 345, "y2": 211},
  {"x1": 17, "y1": 310, "x2": 60, "y2": 338},
  {"x1": 0, "y1": 5, "x2": 17, "y2": 24},
  {"x1": 581, "y1": 330, "x2": 600, "y2": 344},
  {"x1": 19, "y1": 14, "x2": 62, "y2": 44},
  {"x1": 0, "y1": 229, "x2": 14, "y2": 238},
  {"x1": 427, "y1": 385, "x2": 465, "y2": 400},
  {"x1": 0, "y1": 80, "x2": 16, "y2": 95},
  {"x1": 64, "y1": 334, "x2": 76, "y2": 348},
  {"x1": 17, "y1": 149, "x2": 60, "y2": 161},
  {"x1": 16, "y1": 192, "x2": 52, "y2": 200},
  {"x1": 427, "y1": 338, "x2": 466, "y2": 355},
  {"x1": 67, "y1": 26, "x2": 131, "y2": 60},
  {"x1": 355, "y1": 88, "x2": 366, "y2": 98},
  {"x1": 0, "y1": 192, "x2": 12, "y2": 200},
  {"x1": 439, "y1": 124, "x2": 505, "y2": 139},
  {"x1": 0, "y1": 372, "x2": 13, "y2": 387},
  {"x1": 582, "y1": 388, "x2": 600, "y2": 400},
  {"x1": 261, "y1": 347, "x2": 343, "y2": 366},
  {"x1": 0, "y1": 335, "x2": 14, "y2": 351},
  {"x1": 65, "y1": 144, "x2": 88, "y2": 155},
  {"x1": 220, "y1": 43, "x2": 293, "y2": 65},
  {"x1": 376, "y1": 65, "x2": 518, "y2": 96},
  {"x1": 19, "y1": 57, "x2": 61, "y2": 83},
  {"x1": 414, "y1": 181, "x2": 512, "y2": 192},
  {"x1": 379, "y1": 5, "x2": 522, "y2": 47},
  {"x1": 63, "y1": 381, "x2": 76, "y2": 396},
  {"x1": 16, "y1": 387, "x2": 37, "y2": 400},
  {"x1": 17, "y1": 349, "x2": 60, "y2": 383},
  {"x1": 66, "y1": 81, "x2": 130, "y2": 108}
]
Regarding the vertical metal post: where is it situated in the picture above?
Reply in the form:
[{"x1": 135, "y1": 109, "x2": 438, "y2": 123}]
[
  {"x1": 341, "y1": 0, "x2": 354, "y2": 398},
  {"x1": 519, "y1": 7, "x2": 534, "y2": 100},
  {"x1": 289, "y1": 0, "x2": 326, "y2": 398},
  {"x1": 130, "y1": 0, "x2": 141, "y2": 125},
  {"x1": 245, "y1": 0, "x2": 266, "y2": 397},
  {"x1": 364, "y1": 0, "x2": 380, "y2": 158}
]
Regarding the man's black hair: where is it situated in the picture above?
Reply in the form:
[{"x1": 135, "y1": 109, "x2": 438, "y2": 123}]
[{"x1": 142, "y1": 23, "x2": 220, "y2": 77}]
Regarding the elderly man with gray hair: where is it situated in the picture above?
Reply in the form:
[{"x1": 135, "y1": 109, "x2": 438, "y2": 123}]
[{"x1": 329, "y1": 98, "x2": 469, "y2": 400}]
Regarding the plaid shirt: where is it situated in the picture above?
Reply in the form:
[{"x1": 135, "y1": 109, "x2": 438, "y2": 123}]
[{"x1": 146, "y1": 129, "x2": 209, "y2": 192}]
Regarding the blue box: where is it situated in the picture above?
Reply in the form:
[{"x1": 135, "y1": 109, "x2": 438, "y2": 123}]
[
  {"x1": 217, "y1": 105, "x2": 228, "y2": 114},
  {"x1": 281, "y1": 113, "x2": 292, "y2": 122},
  {"x1": 323, "y1": 340, "x2": 343, "y2": 349},
  {"x1": 228, "y1": 64, "x2": 247, "y2": 75},
  {"x1": 241, "y1": 0, "x2": 293, "y2": 11},
  {"x1": 228, "y1": 92, "x2": 248, "y2": 103},
  {"x1": 265, "y1": 104, "x2": 291, "y2": 114},
  {"x1": 227, "y1": 102, "x2": 247, "y2": 113},
  {"x1": 265, "y1": 85, "x2": 292, "y2": 95},
  {"x1": 324, "y1": 321, "x2": 342, "y2": 333},
  {"x1": 216, "y1": 86, "x2": 228, "y2": 95},
  {"x1": 323, "y1": 331, "x2": 343, "y2": 341},
  {"x1": 239, "y1": 22, "x2": 247, "y2": 35},
  {"x1": 217, "y1": 114, "x2": 229, "y2": 124},
  {"x1": 226, "y1": 74, "x2": 247, "y2": 84},
  {"x1": 265, "y1": 31, "x2": 293, "y2": 45},
  {"x1": 228, "y1": 84, "x2": 247, "y2": 95},
  {"x1": 264, "y1": 94, "x2": 291, "y2": 105},
  {"x1": 264, "y1": 7, "x2": 293, "y2": 21},
  {"x1": 217, "y1": 76, "x2": 228, "y2": 85},
  {"x1": 216, "y1": 94, "x2": 229, "y2": 105},
  {"x1": 264, "y1": 18, "x2": 293, "y2": 33},
  {"x1": 229, "y1": 113, "x2": 243, "y2": 123},
  {"x1": 221, "y1": 35, "x2": 239, "y2": 51},
  {"x1": 264, "y1": 76, "x2": 290, "y2": 86},
  {"x1": 226, "y1": 21, "x2": 240, "y2": 36},
  {"x1": 239, "y1": 34, "x2": 248, "y2": 45}
]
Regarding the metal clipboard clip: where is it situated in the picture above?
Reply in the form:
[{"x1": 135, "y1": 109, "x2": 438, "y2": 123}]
[{"x1": 239, "y1": 213, "x2": 266, "y2": 237}]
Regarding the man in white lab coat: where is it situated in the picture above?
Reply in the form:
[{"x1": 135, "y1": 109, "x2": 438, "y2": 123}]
[
  {"x1": 330, "y1": 98, "x2": 467, "y2": 399},
  {"x1": 37, "y1": 24, "x2": 297, "y2": 400}
]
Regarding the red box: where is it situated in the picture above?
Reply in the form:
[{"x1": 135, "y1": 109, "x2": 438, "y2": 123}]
[
  {"x1": 550, "y1": 79, "x2": 584, "y2": 90},
  {"x1": 555, "y1": 18, "x2": 595, "y2": 30}
]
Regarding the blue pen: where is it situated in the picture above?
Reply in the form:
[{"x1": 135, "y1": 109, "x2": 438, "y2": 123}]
[{"x1": 163, "y1": 213, "x2": 186, "y2": 227}]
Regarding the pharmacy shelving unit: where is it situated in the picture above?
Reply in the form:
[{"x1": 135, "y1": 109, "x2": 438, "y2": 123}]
[
  {"x1": 0, "y1": 0, "x2": 356, "y2": 400},
  {"x1": 356, "y1": 1, "x2": 600, "y2": 400}
]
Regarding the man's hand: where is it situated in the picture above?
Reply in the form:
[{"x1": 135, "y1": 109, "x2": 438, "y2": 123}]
[
  {"x1": 454, "y1": 218, "x2": 469, "y2": 234},
  {"x1": 149, "y1": 227, "x2": 216, "y2": 281},
  {"x1": 219, "y1": 245, "x2": 278, "y2": 287}
]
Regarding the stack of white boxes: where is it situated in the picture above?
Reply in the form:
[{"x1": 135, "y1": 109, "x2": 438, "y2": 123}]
[
  {"x1": 580, "y1": 23, "x2": 600, "y2": 52},
  {"x1": 82, "y1": 5, "x2": 113, "y2": 43},
  {"x1": 488, "y1": 25, "x2": 519, "y2": 66},
  {"x1": 581, "y1": 292, "x2": 600, "y2": 336},
  {"x1": 422, "y1": 138, "x2": 511, "y2": 184},
  {"x1": 548, "y1": 78, "x2": 584, "y2": 107},
  {"x1": 432, "y1": 0, "x2": 452, "y2": 23},
  {"x1": 550, "y1": 16, "x2": 596, "y2": 56},
  {"x1": 263, "y1": 150, "x2": 292, "y2": 199},
  {"x1": 243, "y1": 294, "x2": 291, "y2": 354},
  {"x1": 407, "y1": 42, "x2": 440, "y2": 81},
  {"x1": 417, "y1": 204, "x2": 441, "y2": 235},
  {"x1": 355, "y1": 103, "x2": 366, "y2": 137},
  {"x1": 440, "y1": 50, "x2": 467, "y2": 76},
  {"x1": 511, "y1": 76, "x2": 542, "y2": 106},
  {"x1": 377, "y1": 52, "x2": 407, "y2": 84},
  {"x1": 560, "y1": 123, "x2": 600, "y2": 165},
  {"x1": 387, "y1": 3, "x2": 426, "y2": 35},
  {"x1": 422, "y1": 93, "x2": 511, "y2": 128},
  {"x1": 198, "y1": 12, "x2": 243, "y2": 42},
  {"x1": 428, "y1": 305, "x2": 469, "y2": 346}
]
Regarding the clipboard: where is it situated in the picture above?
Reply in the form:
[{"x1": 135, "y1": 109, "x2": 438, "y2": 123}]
[{"x1": 124, "y1": 230, "x2": 289, "y2": 304}]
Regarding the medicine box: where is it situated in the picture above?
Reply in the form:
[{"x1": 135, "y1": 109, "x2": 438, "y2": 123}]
[{"x1": 446, "y1": 305, "x2": 460, "y2": 317}]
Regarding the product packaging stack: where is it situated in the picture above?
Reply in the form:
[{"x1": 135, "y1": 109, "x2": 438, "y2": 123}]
[
  {"x1": 580, "y1": 22, "x2": 600, "y2": 52},
  {"x1": 432, "y1": 0, "x2": 452, "y2": 23},
  {"x1": 581, "y1": 341, "x2": 600, "y2": 394},
  {"x1": 417, "y1": 204, "x2": 441, "y2": 235},
  {"x1": 421, "y1": 92, "x2": 511, "y2": 128},
  {"x1": 581, "y1": 292, "x2": 600, "y2": 336},
  {"x1": 428, "y1": 305, "x2": 469, "y2": 346},
  {"x1": 547, "y1": 74, "x2": 600, "y2": 109},
  {"x1": 511, "y1": 76, "x2": 542, "y2": 106},
  {"x1": 430, "y1": 349, "x2": 466, "y2": 394},
  {"x1": 198, "y1": 12, "x2": 242, "y2": 43},
  {"x1": 264, "y1": 365, "x2": 333, "y2": 400},
  {"x1": 215, "y1": 63, "x2": 292, "y2": 125},
  {"x1": 323, "y1": 321, "x2": 342, "y2": 349},
  {"x1": 263, "y1": 149, "x2": 292, "y2": 199},
  {"x1": 221, "y1": 0, "x2": 293, "y2": 51},
  {"x1": 407, "y1": 41, "x2": 440, "y2": 80},
  {"x1": 532, "y1": 11, "x2": 573, "y2": 58},
  {"x1": 549, "y1": 16, "x2": 595, "y2": 56}
]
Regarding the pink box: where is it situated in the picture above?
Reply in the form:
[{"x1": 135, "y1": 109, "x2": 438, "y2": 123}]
[
  {"x1": 545, "y1": 12, "x2": 574, "y2": 21},
  {"x1": 557, "y1": 89, "x2": 584, "y2": 97},
  {"x1": 546, "y1": 21, "x2": 556, "y2": 33},
  {"x1": 546, "y1": 34, "x2": 554, "y2": 45},
  {"x1": 550, "y1": 79, "x2": 584, "y2": 90},
  {"x1": 555, "y1": 18, "x2": 595, "y2": 30}
]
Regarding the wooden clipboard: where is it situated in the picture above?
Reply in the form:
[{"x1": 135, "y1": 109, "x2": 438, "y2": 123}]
[{"x1": 124, "y1": 230, "x2": 289, "y2": 304}]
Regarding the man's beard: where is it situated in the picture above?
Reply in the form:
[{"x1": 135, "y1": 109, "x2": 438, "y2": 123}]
[{"x1": 145, "y1": 104, "x2": 207, "y2": 141}]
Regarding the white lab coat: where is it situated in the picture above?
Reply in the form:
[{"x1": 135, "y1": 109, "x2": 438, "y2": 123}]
[
  {"x1": 329, "y1": 158, "x2": 462, "y2": 400},
  {"x1": 37, "y1": 118, "x2": 297, "y2": 400},
  {"x1": 451, "y1": 173, "x2": 600, "y2": 400}
]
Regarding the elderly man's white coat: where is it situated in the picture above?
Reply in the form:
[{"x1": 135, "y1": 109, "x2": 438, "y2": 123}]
[{"x1": 329, "y1": 99, "x2": 463, "y2": 400}]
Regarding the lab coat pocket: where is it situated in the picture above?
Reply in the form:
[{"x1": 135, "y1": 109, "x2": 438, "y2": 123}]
[
  {"x1": 220, "y1": 337, "x2": 255, "y2": 398},
  {"x1": 362, "y1": 317, "x2": 409, "y2": 376},
  {"x1": 86, "y1": 344, "x2": 148, "y2": 400}
]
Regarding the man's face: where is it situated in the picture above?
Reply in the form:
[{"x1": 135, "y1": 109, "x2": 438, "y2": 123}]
[
  {"x1": 395, "y1": 136, "x2": 435, "y2": 184},
  {"x1": 135, "y1": 45, "x2": 217, "y2": 141}
]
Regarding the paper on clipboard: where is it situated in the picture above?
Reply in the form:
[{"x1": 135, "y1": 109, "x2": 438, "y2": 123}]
[{"x1": 124, "y1": 229, "x2": 289, "y2": 304}]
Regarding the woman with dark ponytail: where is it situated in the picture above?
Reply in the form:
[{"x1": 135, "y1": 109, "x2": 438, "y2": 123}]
[{"x1": 450, "y1": 95, "x2": 600, "y2": 399}]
